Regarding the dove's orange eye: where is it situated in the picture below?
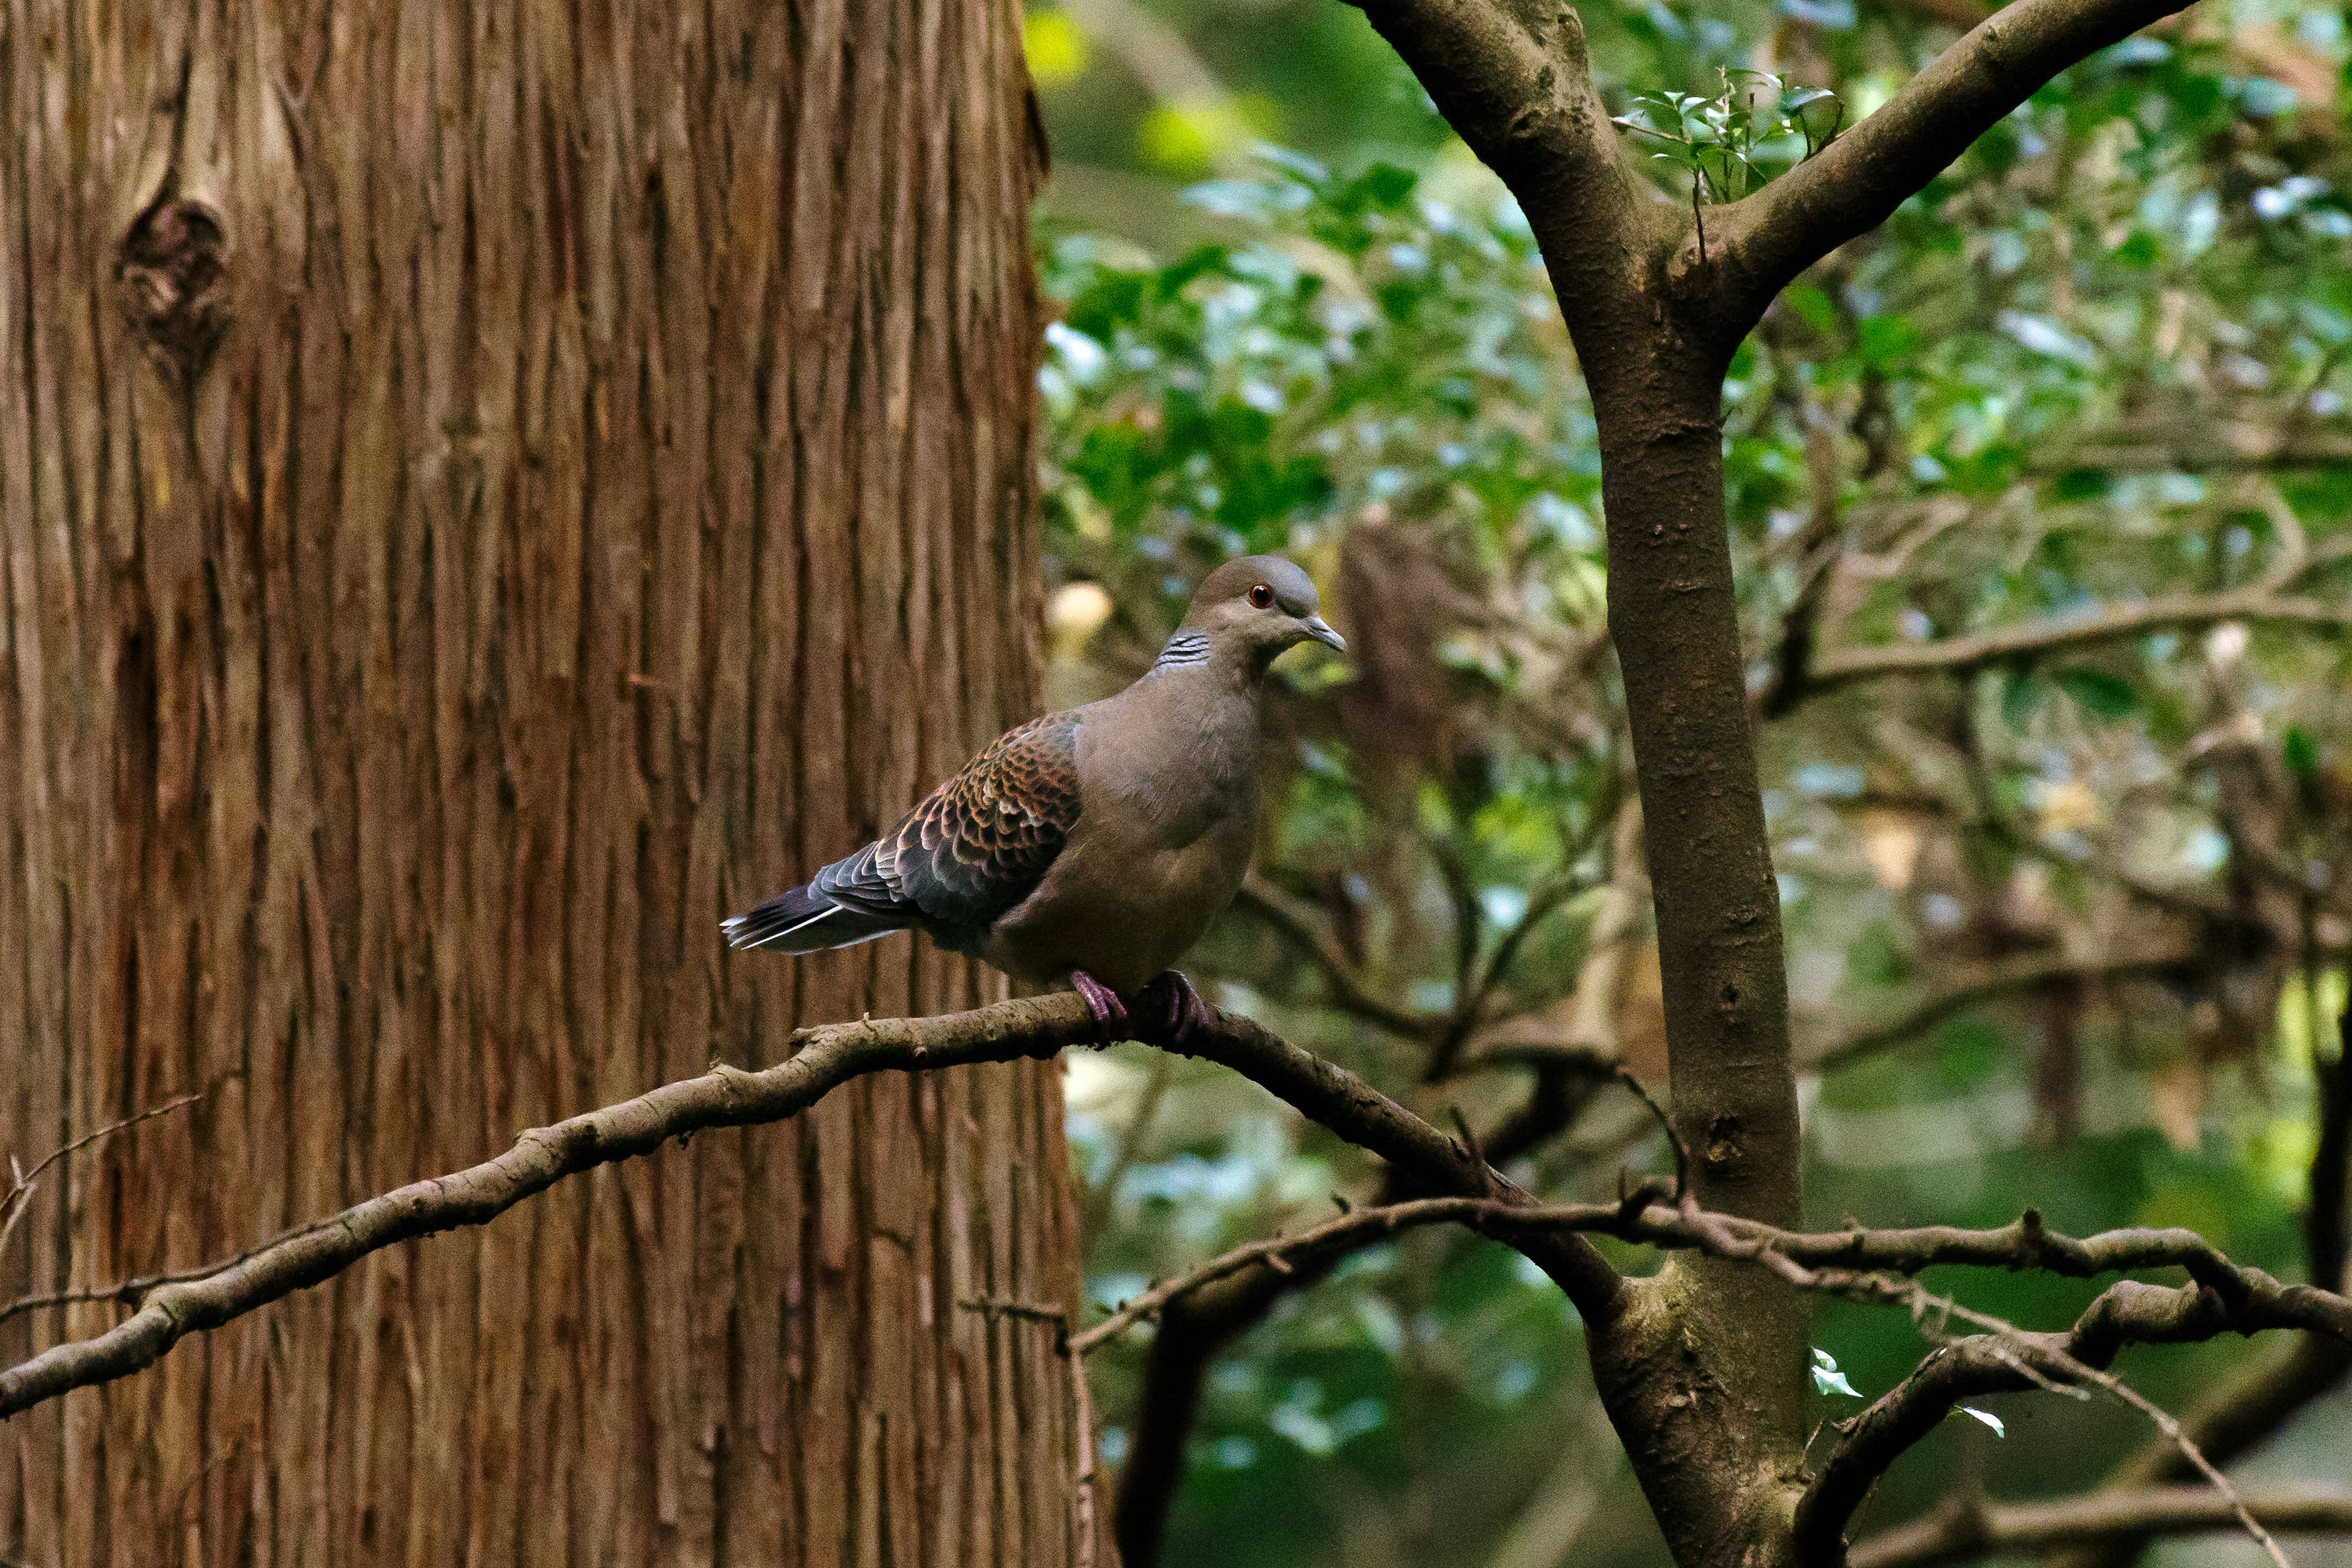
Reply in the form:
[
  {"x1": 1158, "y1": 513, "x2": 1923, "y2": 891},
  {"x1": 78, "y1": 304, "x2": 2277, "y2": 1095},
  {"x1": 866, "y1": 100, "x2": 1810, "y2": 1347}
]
[{"x1": 1248, "y1": 583, "x2": 1275, "y2": 609}]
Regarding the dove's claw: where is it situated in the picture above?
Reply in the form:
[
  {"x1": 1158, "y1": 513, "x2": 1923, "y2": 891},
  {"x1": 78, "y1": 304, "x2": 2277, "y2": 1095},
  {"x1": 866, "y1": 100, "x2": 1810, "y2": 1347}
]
[
  {"x1": 1069, "y1": 970, "x2": 1129, "y2": 1046},
  {"x1": 1153, "y1": 970, "x2": 1212, "y2": 1048}
]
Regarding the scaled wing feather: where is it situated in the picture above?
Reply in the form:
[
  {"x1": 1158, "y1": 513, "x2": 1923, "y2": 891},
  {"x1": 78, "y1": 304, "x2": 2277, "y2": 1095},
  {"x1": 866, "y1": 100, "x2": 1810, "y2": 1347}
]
[{"x1": 805, "y1": 711, "x2": 1082, "y2": 937}]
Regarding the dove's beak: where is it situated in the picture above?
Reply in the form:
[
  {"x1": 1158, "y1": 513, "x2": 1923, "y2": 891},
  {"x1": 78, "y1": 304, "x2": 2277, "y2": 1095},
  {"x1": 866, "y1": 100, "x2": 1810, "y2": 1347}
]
[{"x1": 1303, "y1": 616, "x2": 1347, "y2": 653}]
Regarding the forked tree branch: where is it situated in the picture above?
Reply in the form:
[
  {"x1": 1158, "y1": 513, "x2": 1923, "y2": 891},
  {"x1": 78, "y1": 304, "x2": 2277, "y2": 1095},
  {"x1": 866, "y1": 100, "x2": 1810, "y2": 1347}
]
[
  {"x1": 0, "y1": 993, "x2": 1627, "y2": 1423},
  {"x1": 1719, "y1": 0, "x2": 2198, "y2": 325},
  {"x1": 1791, "y1": 1267, "x2": 2348, "y2": 1567},
  {"x1": 1347, "y1": 0, "x2": 1659, "y2": 339},
  {"x1": 1847, "y1": 1487, "x2": 2352, "y2": 1568},
  {"x1": 1069, "y1": 1186, "x2": 2349, "y2": 1567},
  {"x1": 1108, "y1": 1043, "x2": 1607, "y2": 1567}
]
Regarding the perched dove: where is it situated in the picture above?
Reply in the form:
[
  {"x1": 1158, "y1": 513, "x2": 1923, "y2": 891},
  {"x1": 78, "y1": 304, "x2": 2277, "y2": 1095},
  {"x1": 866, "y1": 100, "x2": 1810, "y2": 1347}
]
[{"x1": 723, "y1": 556, "x2": 1344, "y2": 1037}]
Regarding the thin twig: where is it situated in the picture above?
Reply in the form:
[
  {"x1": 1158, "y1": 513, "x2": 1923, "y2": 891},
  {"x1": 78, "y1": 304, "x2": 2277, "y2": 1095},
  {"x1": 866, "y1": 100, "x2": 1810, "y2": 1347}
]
[
  {"x1": 2084, "y1": 1365, "x2": 2292, "y2": 1568},
  {"x1": 1613, "y1": 1066, "x2": 1690, "y2": 1199},
  {"x1": 1890, "y1": 1281, "x2": 2291, "y2": 1568},
  {"x1": 1069, "y1": 1197, "x2": 1490, "y2": 1354},
  {"x1": 0, "y1": 1093, "x2": 205, "y2": 1272}
]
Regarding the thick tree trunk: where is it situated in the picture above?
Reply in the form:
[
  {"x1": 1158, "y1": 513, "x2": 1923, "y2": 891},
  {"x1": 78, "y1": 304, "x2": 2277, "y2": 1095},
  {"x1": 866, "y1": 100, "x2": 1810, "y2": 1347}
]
[{"x1": 0, "y1": 2, "x2": 1096, "y2": 1564}]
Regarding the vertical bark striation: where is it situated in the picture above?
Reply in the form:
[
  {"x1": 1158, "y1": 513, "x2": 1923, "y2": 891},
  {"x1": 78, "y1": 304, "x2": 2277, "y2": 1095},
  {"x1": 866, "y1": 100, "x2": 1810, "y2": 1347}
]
[{"x1": 0, "y1": 1, "x2": 1093, "y2": 1563}]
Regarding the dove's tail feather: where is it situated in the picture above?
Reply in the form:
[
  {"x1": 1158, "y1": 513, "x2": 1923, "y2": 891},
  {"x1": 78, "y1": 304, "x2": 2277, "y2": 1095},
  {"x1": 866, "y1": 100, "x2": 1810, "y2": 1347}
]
[{"x1": 722, "y1": 885, "x2": 907, "y2": 952}]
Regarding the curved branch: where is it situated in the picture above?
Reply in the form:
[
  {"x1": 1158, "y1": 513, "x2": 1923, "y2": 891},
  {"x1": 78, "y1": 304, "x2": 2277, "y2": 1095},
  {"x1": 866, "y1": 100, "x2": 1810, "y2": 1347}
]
[
  {"x1": 0, "y1": 992, "x2": 1629, "y2": 1424},
  {"x1": 1719, "y1": 0, "x2": 2195, "y2": 320},
  {"x1": 1804, "y1": 952, "x2": 2195, "y2": 1075},
  {"x1": 1795, "y1": 590, "x2": 2352, "y2": 699},
  {"x1": 1074, "y1": 1178, "x2": 2351, "y2": 1559},
  {"x1": 1074, "y1": 1189, "x2": 2348, "y2": 1566},
  {"x1": 2040, "y1": 991, "x2": 2352, "y2": 1568},
  {"x1": 1074, "y1": 1196, "x2": 1491, "y2": 1354},
  {"x1": 1231, "y1": 875, "x2": 1441, "y2": 1040},
  {"x1": 1790, "y1": 1271, "x2": 2339, "y2": 1568},
  {"x1": 1106, "y1": 1056, "x2": 1607, "y2": 1567},
  {"x1": 1076, "y1": 1196, "x2": 2352, "y2": 1356},
  {"x1": 1849, "y1": 1488, "x2": 2352, "y2": 1568},
  {"x1": 0, "y1": 997, "x2": 1092, "y2": 1420}
]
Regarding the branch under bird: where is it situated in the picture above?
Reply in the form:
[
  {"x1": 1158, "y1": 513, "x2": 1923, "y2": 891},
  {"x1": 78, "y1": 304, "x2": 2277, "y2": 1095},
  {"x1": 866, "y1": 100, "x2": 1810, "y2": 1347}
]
[{"x1": 723, "y1": 555, "x2": 1346, "y2": 1039}]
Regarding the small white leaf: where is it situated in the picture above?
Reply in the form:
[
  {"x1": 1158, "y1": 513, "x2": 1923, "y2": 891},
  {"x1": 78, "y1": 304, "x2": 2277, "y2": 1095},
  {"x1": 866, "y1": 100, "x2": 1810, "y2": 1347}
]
[
  {"x1": 1811, "y1": 1348, "x2": 1861, "y2": 1398},
  {"x1": 1958, "y1": 1406, "x2": 2006, "y2": 1437}
]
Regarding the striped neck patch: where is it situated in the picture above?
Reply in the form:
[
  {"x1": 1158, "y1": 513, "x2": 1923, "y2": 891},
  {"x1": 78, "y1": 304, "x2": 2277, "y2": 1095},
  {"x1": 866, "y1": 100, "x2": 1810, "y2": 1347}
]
[{"x1": 1152, "y1": 631, "x2": 1212, "y2": 670}]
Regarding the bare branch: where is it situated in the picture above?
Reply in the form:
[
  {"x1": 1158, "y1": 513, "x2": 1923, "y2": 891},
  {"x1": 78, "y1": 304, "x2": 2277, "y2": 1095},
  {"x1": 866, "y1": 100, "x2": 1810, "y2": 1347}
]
[
  {"x1": 1850, "y1": 1487, "x2": 2352, "y2": 1568},
  {"x1": 0, "y1": 993, "x2": 1628, "y2": 1423},
  {"x1": 1072, "y1": 1196, "x2": 1492, "y2": 1354},
  {"x1": 0, "y1": 1000, "x2": 1093, "y2": 1419},
  {"x1": 1721, "y1": 0, "x2": 2196, "y2": 320},
  {"x1": 2084, "y1": 1362, "x2": 2292, "y2": 1568},
  {"x1": 1106, "y1": 1055, "x2": 1609, "y2": 1567},
  {"x1": 1792, "y1": 589, "x2": 2352, "y2": 699},
  {"x1": 1074, "y1": 1194, "x2": 2352, "y2": 1357},
  {"x1": 1164, "y1": 1006, "x2": 1630, "y2": 1316},
  {"x1": 1804, "y1": 952, "x2": 2196, "y2": 1076},
  {"x1": 1076, "y1": 1186, "x2": 2343, "y2": 1566},
  {"x1": 1791, "y1": 1268, "x2": 2339, "y2": 1568},
  {"x1": 2041, "y1": 990, "x2": 2352, "y2": 1568},
  {"x1": 1077, "y1": 1114, "x2": 2350, "y2": 1560},
  {"x1": 0, "y1": 1093, "x2": 205, "y2": 1272},
  {"x1": 1232, "y1": 875, "x2": 1439, "y2": 1041}
]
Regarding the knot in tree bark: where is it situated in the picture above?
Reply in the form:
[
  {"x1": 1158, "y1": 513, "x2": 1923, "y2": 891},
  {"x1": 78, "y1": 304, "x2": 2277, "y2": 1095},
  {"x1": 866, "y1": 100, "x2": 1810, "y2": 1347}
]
[{"x1": 115, "y1": 194, "x2": 229, "y2": 388}]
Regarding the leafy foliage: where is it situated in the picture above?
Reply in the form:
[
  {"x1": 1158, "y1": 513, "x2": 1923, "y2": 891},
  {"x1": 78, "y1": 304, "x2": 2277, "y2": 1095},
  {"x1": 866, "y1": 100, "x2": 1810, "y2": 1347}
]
[
  {"x1": 1613, "y1": 69, "x2": 1843, "y2": 202},
  {"x1": 1033, "y1": 2, "x2": 2352, "y2": 1563}
]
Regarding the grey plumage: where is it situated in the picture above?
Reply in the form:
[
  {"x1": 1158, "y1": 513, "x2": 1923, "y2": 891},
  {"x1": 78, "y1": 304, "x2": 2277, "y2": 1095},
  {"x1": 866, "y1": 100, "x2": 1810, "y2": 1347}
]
[{"x1": 724, "y1": 555, "x2": 1343, "y2": 1014}]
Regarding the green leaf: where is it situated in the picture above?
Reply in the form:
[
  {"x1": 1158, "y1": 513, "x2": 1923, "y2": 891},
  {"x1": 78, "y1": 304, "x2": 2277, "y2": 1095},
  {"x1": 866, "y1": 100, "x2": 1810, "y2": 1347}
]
[
  {"x1": 2285, "y1": 726, "x2": 2320, "y2": 778},
  {"x1": 1784, "y1": 284, "x2": 1838, "y2": 336},
  {"x1": 2054, "y1": 666, "x2": 2139, "y2": 718},
  {"x1": 1348, "y1": 162, "x2": 1419, "y2": 211},
  {"x1": 1856, "y1": 314, "x2": 1923, "y2": 369},
  {"x1": 2051, "y1": 467, "x2": 2113, "y2": 502}
]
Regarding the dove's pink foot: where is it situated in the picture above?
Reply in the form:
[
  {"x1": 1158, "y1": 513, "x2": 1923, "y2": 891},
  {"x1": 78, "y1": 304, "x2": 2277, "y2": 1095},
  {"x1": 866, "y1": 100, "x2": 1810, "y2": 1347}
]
[
  {"x1": 1152, "y1": 970, "x2": 1213, "y2": 1047},
  {"x1": 1068, "y1": 970, "x2": 1128, "y2": 1044}
]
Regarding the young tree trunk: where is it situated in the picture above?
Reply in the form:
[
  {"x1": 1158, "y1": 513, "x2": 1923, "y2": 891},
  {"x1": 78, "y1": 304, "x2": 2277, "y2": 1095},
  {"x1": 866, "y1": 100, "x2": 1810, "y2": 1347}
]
[
  {"x1": 1576, "y1": 340, "x2": 1810, "y2": 1568},
  {"x1": 0, "y1": 2, "x2": 1098, "y2": 1564}
]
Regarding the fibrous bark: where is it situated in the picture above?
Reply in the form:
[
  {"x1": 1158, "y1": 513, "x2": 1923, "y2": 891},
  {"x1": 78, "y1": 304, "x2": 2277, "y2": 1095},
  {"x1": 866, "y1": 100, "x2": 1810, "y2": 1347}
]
[{"x1": 0, "y1": 1, "x2": 1094, "y2": 1562}]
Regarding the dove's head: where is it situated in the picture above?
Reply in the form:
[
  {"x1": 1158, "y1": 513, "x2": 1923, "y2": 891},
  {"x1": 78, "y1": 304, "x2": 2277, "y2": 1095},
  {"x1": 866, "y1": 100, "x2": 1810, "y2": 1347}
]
[{"x1": 1180, "y1": 555, "x2": 1346, "y2": 669}]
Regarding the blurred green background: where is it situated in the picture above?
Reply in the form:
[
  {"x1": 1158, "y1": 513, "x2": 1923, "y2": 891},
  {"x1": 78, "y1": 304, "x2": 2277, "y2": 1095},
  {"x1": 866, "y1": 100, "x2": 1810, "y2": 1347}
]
[{"x1": 1026, "y1": 3, "x2": 2352, "y2": 1565}]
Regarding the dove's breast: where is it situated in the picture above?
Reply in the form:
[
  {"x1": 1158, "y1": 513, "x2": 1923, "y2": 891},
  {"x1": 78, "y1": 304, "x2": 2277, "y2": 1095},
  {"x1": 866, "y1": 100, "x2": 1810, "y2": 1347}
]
[{"x1": 980, "y1": 674, "x2": 1261, "y2": 994}]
